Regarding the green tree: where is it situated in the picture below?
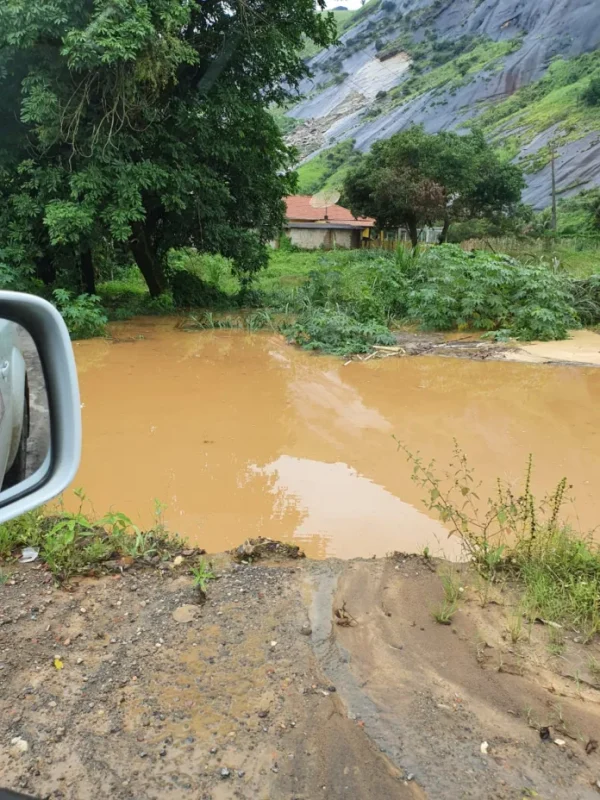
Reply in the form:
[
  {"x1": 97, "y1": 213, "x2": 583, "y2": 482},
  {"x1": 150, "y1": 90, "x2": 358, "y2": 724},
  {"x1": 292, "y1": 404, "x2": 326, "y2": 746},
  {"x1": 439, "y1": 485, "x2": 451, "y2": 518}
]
[
  {"x1": 0, "y1": 0, "x2": 336, "y2": 296},
  {"x1": 342, "y1": 127, "x2": 524, "y2": 247},
  {"x1": 582, "y1": 76, "x2": 600, "y2": 107}
]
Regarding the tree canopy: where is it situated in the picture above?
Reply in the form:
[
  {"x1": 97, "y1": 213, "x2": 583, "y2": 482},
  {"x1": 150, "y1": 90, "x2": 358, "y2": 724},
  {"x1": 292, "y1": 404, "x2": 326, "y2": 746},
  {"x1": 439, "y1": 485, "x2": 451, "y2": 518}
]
[
  {"x1": 0, "y1": 0, "x2": 336, "y2": 295},
  {"x1": 342, "y1": 127, "x2": 525, "y2": 247}
]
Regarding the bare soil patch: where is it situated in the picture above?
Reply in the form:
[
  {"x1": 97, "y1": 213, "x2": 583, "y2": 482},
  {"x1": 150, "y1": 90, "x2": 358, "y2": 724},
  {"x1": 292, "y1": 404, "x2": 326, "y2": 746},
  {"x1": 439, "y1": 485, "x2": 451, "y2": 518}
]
[{"x1": 3, "y1": 554, "x2": 600, "y2": 799}]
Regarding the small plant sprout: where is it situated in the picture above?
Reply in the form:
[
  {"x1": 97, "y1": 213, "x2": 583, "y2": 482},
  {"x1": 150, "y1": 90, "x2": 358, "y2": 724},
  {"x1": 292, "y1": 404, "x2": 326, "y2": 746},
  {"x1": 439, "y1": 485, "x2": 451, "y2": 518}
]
[
  {"x1": 191, "y1": 559, "x2": 216, "y2": 597},
  {"x1": 507, "y1": 610, "x2": 524, "y2": 644},
  {"x1": 440, "y1": 567, "x2": 463, "y2": 604},
  {"x1": 432, "y1": 600, "x2": 458, "y2": 625}
]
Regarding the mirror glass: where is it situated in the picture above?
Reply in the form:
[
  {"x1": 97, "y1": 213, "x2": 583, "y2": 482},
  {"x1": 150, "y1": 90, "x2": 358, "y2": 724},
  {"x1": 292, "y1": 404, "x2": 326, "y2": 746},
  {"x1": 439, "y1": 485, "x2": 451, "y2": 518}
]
[{"x1": 0, "y1": 320, "x2": 51, "y2": 502}]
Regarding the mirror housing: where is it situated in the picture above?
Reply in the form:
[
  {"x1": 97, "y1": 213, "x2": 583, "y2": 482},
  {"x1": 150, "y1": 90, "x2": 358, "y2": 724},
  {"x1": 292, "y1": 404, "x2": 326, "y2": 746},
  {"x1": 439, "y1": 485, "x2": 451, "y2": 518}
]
[{"x1": 0, "y1": 292, "x2": 81, "y2": 522}]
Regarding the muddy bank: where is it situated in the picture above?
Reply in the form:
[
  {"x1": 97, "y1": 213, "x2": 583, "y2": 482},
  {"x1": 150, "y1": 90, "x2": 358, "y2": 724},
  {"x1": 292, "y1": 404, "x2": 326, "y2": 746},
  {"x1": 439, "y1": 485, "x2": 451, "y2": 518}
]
[
  {"x1": 2, "y1": 554, "x2": 600, "y2": 799},
  {"x1": 68, "y1": 319, "x2": 600, "y2": 557}
]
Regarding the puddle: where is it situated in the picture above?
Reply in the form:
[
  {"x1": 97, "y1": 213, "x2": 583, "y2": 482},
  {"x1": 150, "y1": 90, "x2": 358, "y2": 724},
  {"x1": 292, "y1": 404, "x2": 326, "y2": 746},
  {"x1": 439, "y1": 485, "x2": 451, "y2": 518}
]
[{"x1": 68, "y1": 317, "x2": 600, "y2": 559}]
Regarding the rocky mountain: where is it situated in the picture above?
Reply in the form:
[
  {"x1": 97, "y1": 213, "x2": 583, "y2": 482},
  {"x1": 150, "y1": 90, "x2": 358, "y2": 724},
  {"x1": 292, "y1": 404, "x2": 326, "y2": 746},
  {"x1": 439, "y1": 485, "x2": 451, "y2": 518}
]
[{"x1": 284, "y1": 0, "x2": 600, "y2": 210}]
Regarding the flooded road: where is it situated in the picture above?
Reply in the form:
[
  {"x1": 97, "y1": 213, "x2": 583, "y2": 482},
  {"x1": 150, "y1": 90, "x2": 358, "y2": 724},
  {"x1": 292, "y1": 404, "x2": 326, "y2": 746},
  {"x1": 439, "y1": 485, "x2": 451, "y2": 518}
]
[{"x1": 68, "y1": 317, "x2": 600, "y2": 558}]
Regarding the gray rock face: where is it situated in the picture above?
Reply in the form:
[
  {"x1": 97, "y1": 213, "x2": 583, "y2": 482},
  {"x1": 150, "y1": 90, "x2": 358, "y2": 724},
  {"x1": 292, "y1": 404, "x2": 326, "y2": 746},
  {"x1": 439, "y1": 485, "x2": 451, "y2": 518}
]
[{"x1": 288, "y1": 0, "x2": 600, "y2": 209}]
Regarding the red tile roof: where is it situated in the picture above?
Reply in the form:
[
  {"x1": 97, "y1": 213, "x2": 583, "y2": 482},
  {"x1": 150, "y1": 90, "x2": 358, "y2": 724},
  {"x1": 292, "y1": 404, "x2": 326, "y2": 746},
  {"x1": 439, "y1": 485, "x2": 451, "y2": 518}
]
[{"x1": 285, "y1": 196, "x2": 375, "y2": 227}]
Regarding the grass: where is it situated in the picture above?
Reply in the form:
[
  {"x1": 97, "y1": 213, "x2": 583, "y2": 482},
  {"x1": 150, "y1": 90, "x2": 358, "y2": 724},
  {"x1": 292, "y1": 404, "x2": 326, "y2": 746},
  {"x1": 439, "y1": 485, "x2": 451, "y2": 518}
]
[
  {"x1": 386, "y1": 38, "x2": 521, "y2": 114},
  {"x1": 479, "y1": 52, "x2": 600, "y2": 168},
  {"x1": 440, "y1": 568, "x2": 463, "y2": 605},
  {"x1": 0, "y1": 492, "x2": 184, "y2": 582},
  {"x1": 296, "y1": 140, "x2": 361, "y2": 195},
  {"x1": 94, "y1": 239, "x2": 600, "y2": 355},
  {"x1": 191, "y1": 559, "x2": 216, "y2": 595},
  {"x1": 97, "y1": 269, "x2": 175, "y2": 321},
  {"x1": 432, "y1": 600, "x2": 458, "y2": 625},
  {"x1": 300, "y1": 9, "x2": 356, "y2": 60},
  {"x1": 463, "y1": 236, "x2": 600, "y2": 279},
  {"x1": 401, "y1": 443, "x2": 600, "y2": 641}
]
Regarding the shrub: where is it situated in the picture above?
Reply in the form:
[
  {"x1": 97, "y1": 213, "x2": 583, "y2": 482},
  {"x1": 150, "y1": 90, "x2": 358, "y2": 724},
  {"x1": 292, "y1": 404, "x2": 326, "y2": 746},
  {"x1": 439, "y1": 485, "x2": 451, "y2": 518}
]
[
  {"x1": 52, "y1": 289, "x2": 108, "y2": 339},
  {"x1": 582, "y1": 76, "x2": 600, "y2": 106},
  {"x1": 404, "y1": 245, "x2": 578, "y2": 340},
  {"x1": 285, "y1": 309, "x2": 396, "y2": 355},
  {"x1": 168, "y1": 248, "x2": 239, "y2": 308}
]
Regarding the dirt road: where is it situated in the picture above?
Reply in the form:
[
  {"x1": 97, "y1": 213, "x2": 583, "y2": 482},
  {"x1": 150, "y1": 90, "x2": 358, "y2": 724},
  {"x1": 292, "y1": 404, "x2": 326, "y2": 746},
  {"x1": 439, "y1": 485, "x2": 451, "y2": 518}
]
[{"x1": 2, "y1": 552, "x2": 600, "y2": 799}]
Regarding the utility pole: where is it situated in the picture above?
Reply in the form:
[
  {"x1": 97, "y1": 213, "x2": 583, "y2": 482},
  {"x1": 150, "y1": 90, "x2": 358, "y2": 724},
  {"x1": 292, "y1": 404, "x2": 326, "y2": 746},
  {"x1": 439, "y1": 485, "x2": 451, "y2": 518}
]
[{"x1": 550, "y1": 145, "x2": 558, "y2": 233}]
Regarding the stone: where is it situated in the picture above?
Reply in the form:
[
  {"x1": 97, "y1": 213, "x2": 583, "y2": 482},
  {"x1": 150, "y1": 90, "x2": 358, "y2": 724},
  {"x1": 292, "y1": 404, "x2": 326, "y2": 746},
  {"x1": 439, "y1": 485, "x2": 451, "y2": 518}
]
[
  {"x1": 172, "y1": 605, "x2": 198, "y2": 624},
  {"x1": 10, "y1": 737, "x2": 29, "y2": 756}
]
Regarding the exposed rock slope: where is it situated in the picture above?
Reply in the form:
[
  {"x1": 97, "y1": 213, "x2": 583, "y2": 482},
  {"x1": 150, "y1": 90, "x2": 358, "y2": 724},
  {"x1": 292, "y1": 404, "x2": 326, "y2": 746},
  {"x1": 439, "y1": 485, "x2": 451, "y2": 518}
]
[{"x1": 287, "y1": 0, "x2": 600, "y2": 209}]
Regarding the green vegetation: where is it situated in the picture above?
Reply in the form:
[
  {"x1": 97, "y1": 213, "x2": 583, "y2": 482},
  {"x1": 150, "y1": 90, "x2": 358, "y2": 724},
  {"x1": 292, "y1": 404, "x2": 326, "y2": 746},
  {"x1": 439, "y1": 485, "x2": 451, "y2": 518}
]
[
  {"x1": 72, "y1": 236, "x2": 600, "y2": 350},
  {"x1": 534, "y1": 189, "x2": 600, "y2": 240},
  {"x1": 401, "y1": 443, "x2": 600, "y2": 639},
  {"x1": 479, "y1": 52, "x2": 600, "y2": 172},
  {"x1": 191, "y1": 559, "x2": 216, "y2": 596},
  {"x1": 583, "y1": 76, "x2": 600, "y2": 107},
  {"x1": 0, "y1": 493, "x2": 183, "y2": 582},
  {"x1": 0, "y1": 0, "x2": 336, "y2": 302},
  {"x1": 302, "y1": 8, "x2": 355, "y2": 59},
  {"x1": 253, "y1": 244, "x2": 594, "y2": 349},
  {"x1": 286, "y1": 310, "x2": 396, "y2": 355},
  {"x1": 52, "y1": 289, "x2": 108, "y2": 339},
  {"x1": 296, "y1": 141, "x2": 362, "y2": 194},
  {"x1": 403, "y1": 245, "x2": 577, "y2": 340},
  {"x1": 342, "y1": 127, "x2": 524, "y2": 246},
  {"x1": 432, "y1": 600, "x2": 458, "y2": 625}
]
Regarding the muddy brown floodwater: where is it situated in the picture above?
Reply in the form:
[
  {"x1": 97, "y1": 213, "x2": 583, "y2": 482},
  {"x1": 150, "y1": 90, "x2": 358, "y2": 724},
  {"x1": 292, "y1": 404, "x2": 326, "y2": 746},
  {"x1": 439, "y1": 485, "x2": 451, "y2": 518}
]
[{"x1": 66, "y1": 317, "x2": 600, "y2": 559}]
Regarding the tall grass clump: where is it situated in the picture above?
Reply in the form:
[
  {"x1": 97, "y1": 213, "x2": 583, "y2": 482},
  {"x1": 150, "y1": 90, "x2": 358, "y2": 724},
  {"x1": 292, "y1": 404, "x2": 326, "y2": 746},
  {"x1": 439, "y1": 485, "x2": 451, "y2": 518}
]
[{"x1": 399, "y1": 441, "x2": 600, "y2": 638}]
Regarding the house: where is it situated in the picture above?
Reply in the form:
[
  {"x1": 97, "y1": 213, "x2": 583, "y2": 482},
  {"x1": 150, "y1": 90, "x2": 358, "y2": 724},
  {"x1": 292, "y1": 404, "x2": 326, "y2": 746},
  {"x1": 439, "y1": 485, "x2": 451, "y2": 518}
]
[{"x1": 276, "y1": 196, "x2": 376, "y2": 250}]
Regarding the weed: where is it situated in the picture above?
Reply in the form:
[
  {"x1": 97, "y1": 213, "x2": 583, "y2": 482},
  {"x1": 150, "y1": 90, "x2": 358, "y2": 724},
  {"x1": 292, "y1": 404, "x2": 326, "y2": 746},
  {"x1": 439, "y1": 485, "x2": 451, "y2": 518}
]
[
  {"x1": 0, "y1": 509, "x2": 47, "y2": 558},
  {"x1": 440, "y1": 568, "x2": 462, "y2": 604},
  {"x1": 191, "y1": 559, "x2": 215, "y2": 595},
  {"x1": 507, "y1": 610, "x2": 524, "y2": 644},
  {"x1": 285, "y1": 309, "x2": 396, "y2": 356},
  {"x1": 0, "y1": 568, "x2": 9, "y2": 585},
  {"x1": 432, "y1": 600, "x2": 458, "y2": 625},
  {"x1": 83, "y1": 539, "x2": 114, "y2": 564},
  {"x1": 399, "y1": 442, "x2": 600, "y2": 637},
  {"x1": 587, "y1": 656, "x2": 600, "y2": 681},
  {"x1": 547, "y1": 626, "x2": 566, "y2": 656},
  {"x1": 0, "y1": 492, "x2": 183, "y2": 581},
  {"x1": 53, "y1": 289, "x2": 108, "y2": 339}
]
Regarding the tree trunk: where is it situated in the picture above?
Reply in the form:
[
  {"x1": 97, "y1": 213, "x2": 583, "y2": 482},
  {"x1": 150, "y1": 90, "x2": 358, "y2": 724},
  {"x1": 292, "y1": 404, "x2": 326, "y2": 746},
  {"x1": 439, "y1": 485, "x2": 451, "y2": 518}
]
[
  {"x1": 80, "y1": 247, "x2": 96, "y2": 295},
  {"x1": 438, "y1": 215, "x2": 450, "y2": 244},
  {"x1": 406, "y1": 217, "x2": 419, "y2": 249},
  {"x1": 36, "y1": 253, "x2": 56, "y2": 286},
  {"x1": 129, "y1": 222, "x2": 166, "y2": 297}
]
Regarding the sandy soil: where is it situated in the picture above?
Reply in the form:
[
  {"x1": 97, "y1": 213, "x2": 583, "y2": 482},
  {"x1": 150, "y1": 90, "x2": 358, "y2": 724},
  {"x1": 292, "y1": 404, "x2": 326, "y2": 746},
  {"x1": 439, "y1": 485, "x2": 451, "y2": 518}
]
[{"x1": 3, "y1": 553, "x2": 600, "y2": 799}]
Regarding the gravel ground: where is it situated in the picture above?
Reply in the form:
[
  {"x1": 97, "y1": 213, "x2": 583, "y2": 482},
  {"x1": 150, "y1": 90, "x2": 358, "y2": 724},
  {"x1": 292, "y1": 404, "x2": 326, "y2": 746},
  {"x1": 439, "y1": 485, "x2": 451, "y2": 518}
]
[{"x1": 2, "y1": 552, "x2": 600, "y2": 799}]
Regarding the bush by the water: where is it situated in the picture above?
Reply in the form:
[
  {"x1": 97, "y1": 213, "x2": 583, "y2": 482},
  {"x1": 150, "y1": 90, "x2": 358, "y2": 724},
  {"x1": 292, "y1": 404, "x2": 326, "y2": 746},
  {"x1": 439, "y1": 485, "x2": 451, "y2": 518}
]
[
  {"x1": 168, "y1": 249, "x2": 240, "y2": 309},
  {"x1": 402, "y1": 246, "x2": 578, "y2": 340},
  {"x1": 262, "y1": 245, "x2": 585, "y2": 348},
  {"x1": 285, "y1": 310, "x2": 396, "y2": 355},
  {"x1": 52, "y1": 289, "x2": 107, "y2": 339}
]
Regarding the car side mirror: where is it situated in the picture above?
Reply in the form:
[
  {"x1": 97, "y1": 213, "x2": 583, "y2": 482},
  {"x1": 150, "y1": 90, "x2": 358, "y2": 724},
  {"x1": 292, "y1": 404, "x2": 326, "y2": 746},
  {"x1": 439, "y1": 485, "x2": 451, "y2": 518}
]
[{"x1": 0, "y1": 291, "x2": 81, "y2": 524}]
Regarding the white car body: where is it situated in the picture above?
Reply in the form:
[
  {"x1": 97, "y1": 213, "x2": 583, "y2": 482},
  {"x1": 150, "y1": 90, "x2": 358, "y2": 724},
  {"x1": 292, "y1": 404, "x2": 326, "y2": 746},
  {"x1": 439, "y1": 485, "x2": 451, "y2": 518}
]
[{"x1": 0, "y1": 321, "x2": 27, "y2": 486}]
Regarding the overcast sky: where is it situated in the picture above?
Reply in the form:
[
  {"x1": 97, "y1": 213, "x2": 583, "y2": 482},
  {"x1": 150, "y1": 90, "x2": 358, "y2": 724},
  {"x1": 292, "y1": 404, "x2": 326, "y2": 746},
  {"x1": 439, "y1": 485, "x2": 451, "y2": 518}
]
[{"x1": 325, "y1": 0, "x2": 364, "y2": 9}]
